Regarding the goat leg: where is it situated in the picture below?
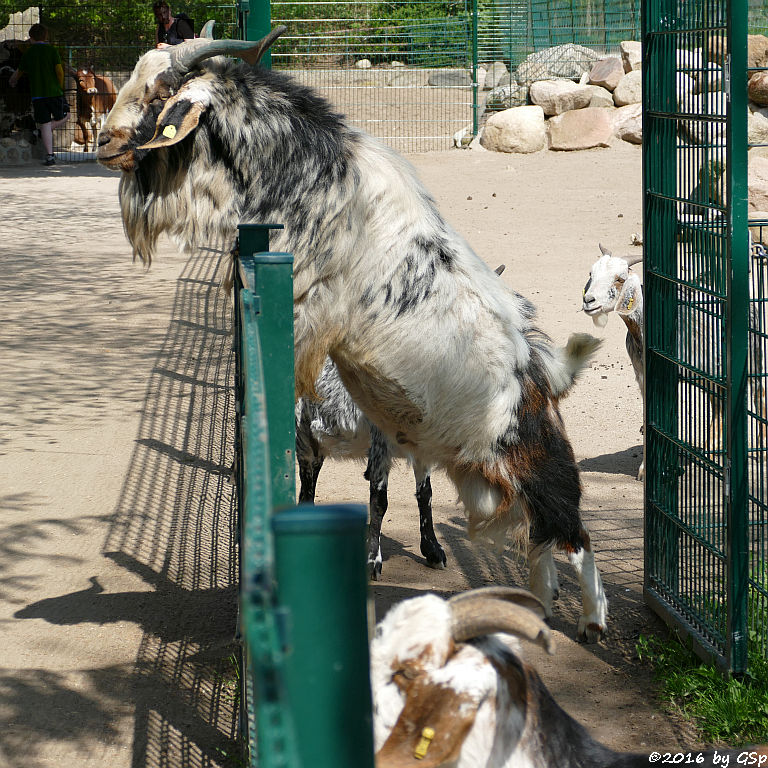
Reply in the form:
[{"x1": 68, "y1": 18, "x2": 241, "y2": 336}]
[
  {"x1": 366, "y1": 426, "x2": 393, "y2": 581},
  {"x1": 413, "y1": 460, "x2": 446, "y2": 570}
]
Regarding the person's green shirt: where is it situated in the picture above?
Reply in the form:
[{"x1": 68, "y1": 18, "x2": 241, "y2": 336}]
[{"x1": 18, "y1": 41, "x2": 63, "y2": 98}]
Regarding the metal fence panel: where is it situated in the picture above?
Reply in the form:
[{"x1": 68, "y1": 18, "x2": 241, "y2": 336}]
[{"x1": 643, "y1": 0, "x2": 756, "y2": 673}]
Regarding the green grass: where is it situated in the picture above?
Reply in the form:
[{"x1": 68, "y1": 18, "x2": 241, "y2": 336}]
[{"x1": 636, "y1": 632, "x2": 768, "y2": 745}]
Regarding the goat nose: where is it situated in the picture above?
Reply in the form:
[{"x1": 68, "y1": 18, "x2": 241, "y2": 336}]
[{"x1": 97, "y1": 132, "x2": 111, "y2": 147}]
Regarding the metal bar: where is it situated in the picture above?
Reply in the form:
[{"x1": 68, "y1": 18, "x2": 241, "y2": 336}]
[
  {"x1": 726, "y1": 0, "x2": 750, "y2": 675},
  {"x1": 273, "y1": 504, "x2": 375, "y2": 768}
]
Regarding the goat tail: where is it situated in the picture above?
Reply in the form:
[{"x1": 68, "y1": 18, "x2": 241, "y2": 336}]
[{"x1": 552, "y1": 332, "x2": 602, "y2": 399}]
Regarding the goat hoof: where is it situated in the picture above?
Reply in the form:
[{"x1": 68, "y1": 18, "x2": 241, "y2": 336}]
[
  {"x1": 422, "y1": 542, "x2": 447, "y2": 570},
  {"x1": 577, "y1": 620, "x2": 605, "y2": 644},
  {"x1": 368, "y1": 560, "x2": 382, "y2": 582}
]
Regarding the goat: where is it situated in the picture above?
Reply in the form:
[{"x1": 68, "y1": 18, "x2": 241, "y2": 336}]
[
  {"x1": 582, "y1": 243, "x2": 645, "y2": 479},
  {"x1": 583, "y1": 241, "x2": 768, "y2": 479},
  {"x1": 372, "y1": 586, "x2": 768, "y2": 768},
  {"x1": 69, "y1": 65, "x2": 117, "y2": 151},
  {"x1": 299, "y1": 263, "x2": 506, "y2": 581},
  {"x1": 96, "y1": 29, "x2": 607, "y2": 641}
]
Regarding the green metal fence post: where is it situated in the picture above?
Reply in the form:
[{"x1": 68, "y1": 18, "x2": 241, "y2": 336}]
[
  {"x1": 272, "y1": 504, "x2": 375, "y2": 768},
  {"x1": 727, "y1": 0, "x2": 750, "y2": 675},
  {"x1": 239, "y1": 224, "x2": 295, "y2": 510},
  {"x1": 245, "y1": 0, "x2": 273, "y2": 65}
]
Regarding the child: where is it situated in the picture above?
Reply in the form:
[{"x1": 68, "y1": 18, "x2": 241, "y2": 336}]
[{"x1": 10, "y1": 23, "x2": 69, "y2": 166}]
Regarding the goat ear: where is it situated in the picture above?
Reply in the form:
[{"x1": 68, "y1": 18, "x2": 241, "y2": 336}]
[
  {"x1": 616, "y1": 274, "x2": 641, "y2": 316},
  {"x1": 138, "y1": 93, "x2": 206, "y2": 150},
  {"x1": 376, "y1": 677, "x2": 480, "y2": 768}
]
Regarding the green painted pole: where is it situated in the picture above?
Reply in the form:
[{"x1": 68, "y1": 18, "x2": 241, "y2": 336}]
[
  {"x1": 245, "y1": 0, "x2": 273, "y2": 66},
  {"x1": 238, "y1": 224, "x2": 295, "y2": 510},
  {"x1": 272, "y1": 504, "x2": 375, "y2": 768},
  {"x1": 472, "y1": 0, "x2": 479, "y2": 137},
  {"x1": 727, "y1": 0, "x2": 750, "y2": 675}
]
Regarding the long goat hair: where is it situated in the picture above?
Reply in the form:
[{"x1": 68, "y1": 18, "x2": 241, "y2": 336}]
[{"x1": 97, "y1": 28, "x2": 607, "y2": 640}]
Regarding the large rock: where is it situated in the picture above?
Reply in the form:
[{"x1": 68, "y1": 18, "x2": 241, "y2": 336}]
[
  {"x1": 750, "y1": 104, "x2": 768, "y2": 146},
  {"x1": 529, "y1": 79, "x2": 592, "y2": 116},
  {"x1": 613, "y1": 103, "x2": 642, "y2": 144},
  {"x1": 484, "y1": 83, "x2": 529, "y2": 112},
  {"x1": 679, "y1": 92, "x2": 727, "y2": 144},
  {"x1": 0, "y1": 7, "x2": 39, "y2": 41},
  {"x1": 749, "y1": 72, "x2": 768, "y2": 107},
  {"x1": 389, "y1": 71, "x2": 429, "y2": 87},
  {"x1": 548, "y1": 107, "x2": 614, "y2": 150},
  {"x1": 750, "y1": 35, "x2": 768, "y2": 68},
  {"x1": 620, "y1": 41, "x2": 642, "y2": 72},
  {"x1": 428, "y1": 69, "x2": 472, "y2": 87},
  {"x1": 749, "y1": 156, "x2": 768, "y2": 214},
  {"x1": 480, "y1": 105, "x2": 546, "y2": 153},
  {"x1": 712, "y1": 34, "x2": 768, "y2": 67},
  {"x1": 484, "y1": 61, "x2": 510, "y2": 90},
  {"x1": 516, "y1": 43, "x2": 600, "y2": 86},
  {"x1": 613, "y1": 70, "x2": 642, "y2": 106},
  {"x1": 585, "y1": 84, "x2": 615, "y2": 108},
  {"x1": 588, "y1": 57, "x2": 624, "y2": 91}
]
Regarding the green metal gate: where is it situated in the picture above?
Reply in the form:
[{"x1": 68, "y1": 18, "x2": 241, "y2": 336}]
[{"x1": 642, "y1": 0, "x2": 768, "y2": 674}]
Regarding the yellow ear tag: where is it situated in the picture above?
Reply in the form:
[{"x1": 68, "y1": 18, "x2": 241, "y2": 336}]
[
  {"x1": 413, "y1": 727, "x2": 435, "y2": 760},
  {"x1": 626, "y1": 296, "x2": 634, "y2": 311},
  {"x1": 162, "y1": 124, "x2": 177, "y2": 139}
]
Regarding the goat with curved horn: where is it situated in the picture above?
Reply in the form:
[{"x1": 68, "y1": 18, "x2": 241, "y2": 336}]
[
  {"x1": 170, "y1": 24, "x2": 287, "y2": 74},
  {"x1": 449, "y1": 594, "x2": 554, "y2": 652}
]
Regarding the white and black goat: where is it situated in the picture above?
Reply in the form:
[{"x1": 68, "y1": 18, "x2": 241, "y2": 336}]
[
  {"x1": 582, "y1": 244, "x2": 645, "y2": 479},
  {"x1": 299, "y1": 263, "x2": 507, "y2": 581},
  {"x1": 97, "y1": 29, "x2": 607, "y2": 641},
  {"x1": 372, "y1": 586, "x2": 768, "y2": 768},
  {"x1": 584, "y1": 241, "x2": 768, "y2": 478}
]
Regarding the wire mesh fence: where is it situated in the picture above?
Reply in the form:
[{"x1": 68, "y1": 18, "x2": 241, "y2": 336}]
[
  {"x1": 0, "y1": 1, "x2": 237, "y2": 163},
  {"x1": 269, "y1": 0, "x2": 642, "y2": 152}
]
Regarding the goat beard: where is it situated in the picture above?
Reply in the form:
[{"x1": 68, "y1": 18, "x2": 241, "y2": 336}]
[{"x1": 591, "y1": 313, "x2": 609, "y2": 329}]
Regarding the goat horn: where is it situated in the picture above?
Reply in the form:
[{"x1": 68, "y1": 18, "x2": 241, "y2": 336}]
[
  {"x1": 170, "y1": 25, "x2": 287, "y2": 75},
  {"x1": 626, "y1": 254, "x2": 643, "y2": 266},
  {"x1": 449, "y1": 595, "x2": 554, "y2": 654},
  {"x1": 448, "y1": 586, "x2": 547, "y2": 620},
  {"x1": 198, "y1": 19, "x2": 215, "y2": 39},
  {"x1": 599, "y1": 242, "x2": 612, "y2": 256}
]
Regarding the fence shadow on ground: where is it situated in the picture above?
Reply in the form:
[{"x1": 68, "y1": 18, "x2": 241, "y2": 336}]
[{"x1": 102, "y1": 243, "x2": 241, "y2": 768}]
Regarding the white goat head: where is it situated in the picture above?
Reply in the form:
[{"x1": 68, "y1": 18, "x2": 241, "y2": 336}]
[
  {"x1": 371, "y1": 587, "x2": 552, "y2": 767},
  {"x1": 97, "y1": 26, "x2": 286, "y2": 173},
  {"x1": 582, "y1": 243, "x2": 643, "y2": 328}
]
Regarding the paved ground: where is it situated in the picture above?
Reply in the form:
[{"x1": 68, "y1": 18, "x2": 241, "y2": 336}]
[{"x1": 1, "y1": 144, "x2": 700, "y2": 768}]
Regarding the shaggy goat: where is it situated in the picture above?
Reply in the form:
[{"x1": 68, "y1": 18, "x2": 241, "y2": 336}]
[
  {"x1": 372, "y1": 586, "x2": 768, "y2": 768},
  {"x1": 300, "y1": 264, "x2": 506, "y2": 581},
  {"x1": 97, "y1": 29, "x2": 607, "y2": 641}
]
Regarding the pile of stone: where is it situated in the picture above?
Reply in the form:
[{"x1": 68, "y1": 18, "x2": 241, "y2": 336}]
[{"x1": 455, "y1": 40, "x2": 644, "y2": 153}]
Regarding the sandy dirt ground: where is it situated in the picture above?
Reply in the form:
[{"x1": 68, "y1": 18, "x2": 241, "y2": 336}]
[{"x1": 0, "y1": 141, "x2": 702, "y2": 768}]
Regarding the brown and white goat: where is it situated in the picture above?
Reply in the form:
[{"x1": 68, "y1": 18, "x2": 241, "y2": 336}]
[
  {"x1": 372, "y1": 587, "x2": 768, "y2": 768},
  {"x1": 97, "y1": 30, "x2": 607, "y2": 641},
  {"x1": 70, "y1": 66, "x2": 116, "y2": 152}
]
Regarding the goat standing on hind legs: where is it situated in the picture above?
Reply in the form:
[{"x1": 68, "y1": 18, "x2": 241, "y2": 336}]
[{"x1": 96, "y1": 28, "x2": 607, "y2": 641}]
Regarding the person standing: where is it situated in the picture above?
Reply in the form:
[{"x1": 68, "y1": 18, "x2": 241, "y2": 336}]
[
  {"x1": 153, "y1": 1, "x2": 194, "y2": 48},
  {"x1": 9, "y1": 23, "x2": 69, "y2": 166}
]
